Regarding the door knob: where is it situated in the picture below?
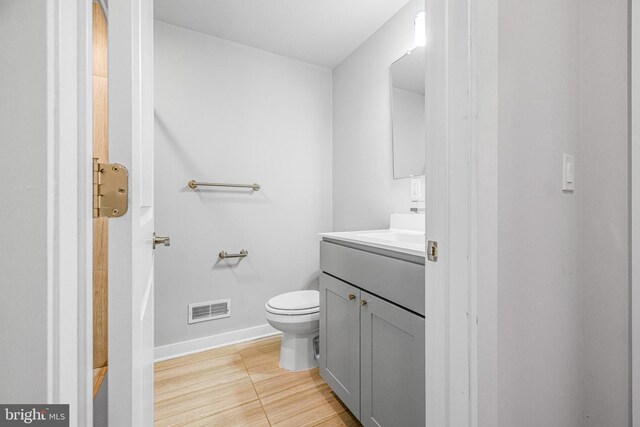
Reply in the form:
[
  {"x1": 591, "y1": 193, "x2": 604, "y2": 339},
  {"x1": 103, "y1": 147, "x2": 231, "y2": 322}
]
[
  {"x1": 360, "y1": 299, "x2": 367, "y2": 306},
  {"x1": 348, "y1": 293, "x2": 356, "y2": 301},
  {"x1": 153, "y1": 233, "x2": 171, "y2": 249}
]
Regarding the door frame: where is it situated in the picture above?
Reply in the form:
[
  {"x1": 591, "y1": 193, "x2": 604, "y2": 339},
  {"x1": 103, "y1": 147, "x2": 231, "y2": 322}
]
[
  {"x1": 49, "y1": 0, "x2": 502, "y2": 425},
  {"x1": 424, "y1": 0, "x2": 471, "y2": 424},
  {"x1": 107, "y1": 0, "x2": 157, "y2": 424},
  {"x1": 632, "y1": 1, "x2": 640, "y2": 424},
  {"x1": 425, "y1": 0, "x2": 499, "y2": 426},
  {"x1": 48, "y1": 0, "x2": 94, "y2": 426}
]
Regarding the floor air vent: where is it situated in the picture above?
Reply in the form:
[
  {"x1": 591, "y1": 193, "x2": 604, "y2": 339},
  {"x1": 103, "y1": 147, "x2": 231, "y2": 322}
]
[{"x1": 188, "y1": 299, "x2": 231, "y2": 324}]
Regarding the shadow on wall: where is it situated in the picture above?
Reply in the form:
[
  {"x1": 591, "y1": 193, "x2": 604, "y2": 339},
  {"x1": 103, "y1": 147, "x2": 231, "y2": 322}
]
[
  {"x1": 210, "y1": 260, "x2": 319, "y2": 291},
  {"x1": 212, "y1": 254, "x2": 261, "y2": 282},
  {"x1": 187, "y1": 187, "x2": 272, "y2": 206},
  {"x1": 155, "y1": 112, "x2": 200, "y2": 174},
  {"x1": 304, "y1": 272, "x2": 320, "y2": 290}
]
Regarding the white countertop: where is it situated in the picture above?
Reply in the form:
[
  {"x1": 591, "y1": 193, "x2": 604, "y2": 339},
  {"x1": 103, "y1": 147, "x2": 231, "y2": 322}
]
[{"x1": 319, "y1": 229, "x2": 426, "y2": 258}]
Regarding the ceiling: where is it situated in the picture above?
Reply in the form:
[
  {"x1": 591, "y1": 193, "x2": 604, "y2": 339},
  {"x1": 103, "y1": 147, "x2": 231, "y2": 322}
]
[{"x1": 154, "y1": 0, "x2": 411, "y2": 68}]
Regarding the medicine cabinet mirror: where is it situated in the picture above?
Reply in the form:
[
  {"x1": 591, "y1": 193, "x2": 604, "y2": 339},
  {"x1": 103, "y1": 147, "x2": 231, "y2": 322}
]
[{"x1": 390, "y1": 46, "x2": 426, "y2": 179}]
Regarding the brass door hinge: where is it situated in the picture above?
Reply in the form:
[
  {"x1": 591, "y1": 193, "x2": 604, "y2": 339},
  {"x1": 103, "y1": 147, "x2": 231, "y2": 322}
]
[{"x1": 93, "y1": 158, "x2": 128, "y2": 218}]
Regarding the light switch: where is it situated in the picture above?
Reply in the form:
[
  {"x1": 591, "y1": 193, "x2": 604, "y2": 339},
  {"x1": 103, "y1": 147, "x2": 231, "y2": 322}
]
[
  {"x1": 563, "y1": 154, "x2": 575, "y2": 192},
  {"x1": 410, "y1": 177, "x2": 422, "y2": 200}
]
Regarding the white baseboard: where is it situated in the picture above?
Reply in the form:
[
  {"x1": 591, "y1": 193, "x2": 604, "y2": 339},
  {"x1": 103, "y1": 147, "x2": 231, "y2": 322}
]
[{"x1": 154, "y1": 324, "x2": 281, "y2": 362}]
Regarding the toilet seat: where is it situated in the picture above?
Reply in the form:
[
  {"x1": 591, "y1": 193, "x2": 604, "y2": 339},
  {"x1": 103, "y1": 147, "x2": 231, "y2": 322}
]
[{"x1": 266, "y1": 290, "x2": 319, "y2": 315}]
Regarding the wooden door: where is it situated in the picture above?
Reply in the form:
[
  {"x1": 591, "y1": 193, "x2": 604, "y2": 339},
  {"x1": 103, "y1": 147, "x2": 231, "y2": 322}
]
[{"x1": 92, "y1": 0, "x2": 109, "y2": 372}]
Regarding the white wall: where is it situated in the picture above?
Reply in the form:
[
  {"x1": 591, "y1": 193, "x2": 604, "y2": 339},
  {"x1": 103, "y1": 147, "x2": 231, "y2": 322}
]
[
  {"x1": 497, "y1": 0, "x2": 581, "y2": 425},
  {"x1": 579, "y1": 0, "x2": 629, "y2": 424},
  {"x1": 332, "y1": 0, "x2": 425, "y2": 231},
  {"x1": 153, "y1": 22, "x2": 332, "y2": 349},
  {"x1": 0, "y1": 0, "x2": 49, "y2": 402}
]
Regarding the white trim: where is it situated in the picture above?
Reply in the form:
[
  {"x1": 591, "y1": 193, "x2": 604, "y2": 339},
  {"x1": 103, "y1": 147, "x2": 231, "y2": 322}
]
[
  {"x1": 154, "y1": 325, "x2": 280, "y2": 362},
  {"x1": 424, "y1": 0, "x2": 450, "y2": 423},
  {"x1": 77, "y1": 0, "x2": 94, "y2": 425},
  {"x1": 425, "y1": 0, "x2": 481, "y2": 426},
  {"x1": 632, "y1": 0, "x2": 640, "y2": 423},
  {"x1": 46, "y1": 0, "x2": 56, "y2": 404},
  {"x1": 54, "y1": 0, "x2": 81, "y2": 411},
  {"x1": 47, "y1": 0, "x2": 93, "y2": 425},
  {"x1": 471, "y1": 0, "x2": 499, "y2": 426}
]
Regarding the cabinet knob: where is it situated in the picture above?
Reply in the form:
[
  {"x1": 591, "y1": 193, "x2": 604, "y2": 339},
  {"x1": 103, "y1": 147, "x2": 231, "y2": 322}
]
[
  {"x1": 360, "y1": 299, "x2": 367, "y2": 306},
  {"x1": 348, "y1": 293, "x2": 356, "y2": 300}
]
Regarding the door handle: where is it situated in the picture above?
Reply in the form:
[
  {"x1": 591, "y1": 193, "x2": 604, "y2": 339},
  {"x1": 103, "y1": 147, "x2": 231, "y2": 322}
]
[
  {"x1": 348, "y1": 293, "x2": 356, "y2": 301},
  {"x1": 153, "y1": 233, "x2": 171, "y2": 249}
]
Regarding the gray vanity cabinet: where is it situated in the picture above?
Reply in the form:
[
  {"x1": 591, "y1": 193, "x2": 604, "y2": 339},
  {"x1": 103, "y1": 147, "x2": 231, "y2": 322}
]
[
  {"x1": 319, "y1": 273, "x2": 361, "y2": 419},
  {"x1": 320, "y1": 239, "x2": 426, "y2": 425},
  {"x1": 360, "y1": 291, "x2": 425, "y2": 427}
]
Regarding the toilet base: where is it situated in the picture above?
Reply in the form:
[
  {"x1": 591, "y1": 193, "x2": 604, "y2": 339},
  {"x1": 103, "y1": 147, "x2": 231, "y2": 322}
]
[{"x1": 279, "y1": 331, "x2": 319, "y2": 371}]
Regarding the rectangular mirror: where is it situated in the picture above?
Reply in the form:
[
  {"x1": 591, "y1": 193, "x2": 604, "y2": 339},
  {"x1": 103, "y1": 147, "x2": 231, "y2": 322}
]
[{"x1": 390, "y1": 46, "x2": 425, "y2": 179}]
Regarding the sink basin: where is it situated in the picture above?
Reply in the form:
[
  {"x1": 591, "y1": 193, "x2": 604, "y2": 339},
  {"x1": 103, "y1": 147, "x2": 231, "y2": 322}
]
[
  {"x1": 319, "y1": 214, "x2": 426, "y2": 258},
  {"x1": 355, "y1": 230, "x2": 425, "y2": 245}
]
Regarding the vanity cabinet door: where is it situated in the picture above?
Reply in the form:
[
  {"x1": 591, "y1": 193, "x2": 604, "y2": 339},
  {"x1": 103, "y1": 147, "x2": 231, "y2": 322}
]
[
  {"x1": 360, "y1": 291, "x2": 425, "y2": 427},
  {"x1": 320, "y1": 273, "x2": 361, "y2": 419}
]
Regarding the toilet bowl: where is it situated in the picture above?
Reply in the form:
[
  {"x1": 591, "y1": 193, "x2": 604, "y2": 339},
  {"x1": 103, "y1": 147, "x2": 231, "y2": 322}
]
[{"x1": 265, "y1": 290, "x2": 320, "y2": 371}]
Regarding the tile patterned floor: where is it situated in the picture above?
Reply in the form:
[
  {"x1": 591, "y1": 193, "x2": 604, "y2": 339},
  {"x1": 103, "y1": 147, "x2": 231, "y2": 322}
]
[{"x1": 154, "y1": 335, "x2": 361, "y2": 426}]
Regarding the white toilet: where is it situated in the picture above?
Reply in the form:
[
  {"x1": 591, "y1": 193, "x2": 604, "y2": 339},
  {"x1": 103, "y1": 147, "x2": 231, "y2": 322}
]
[{"x1": 265, "y1": 290, "x2": 320, "y2": 371}]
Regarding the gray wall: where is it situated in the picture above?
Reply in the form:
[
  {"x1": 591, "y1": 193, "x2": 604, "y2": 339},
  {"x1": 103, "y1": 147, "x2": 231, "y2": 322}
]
[
  {"x1": 153, "y1": 22, "x2": 332, "y2": 347},
  {"x1": 579, "y1": 0, "x2": 629, "y2": 424},
  {"x1": 496, "y1": 0, "x2": 631, "y2": 425},
  {"x1": 498, "y1": 0, "x2": 582, "y2": 424},
  {"x1": 0, "y1": 0, "x2": 49, "y2": 402},
  {"x1": 332, "y1": 0, "x2": 425, "y2": 231}
]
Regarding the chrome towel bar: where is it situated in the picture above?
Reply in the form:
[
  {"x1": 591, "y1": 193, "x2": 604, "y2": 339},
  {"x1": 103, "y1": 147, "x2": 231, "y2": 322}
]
[
  {"x1": 219, "y1": 249, "x2": 248, "y2": 259},
  {"x1": 188, "y1": 180, "x2": 260, "y2": 191}
]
